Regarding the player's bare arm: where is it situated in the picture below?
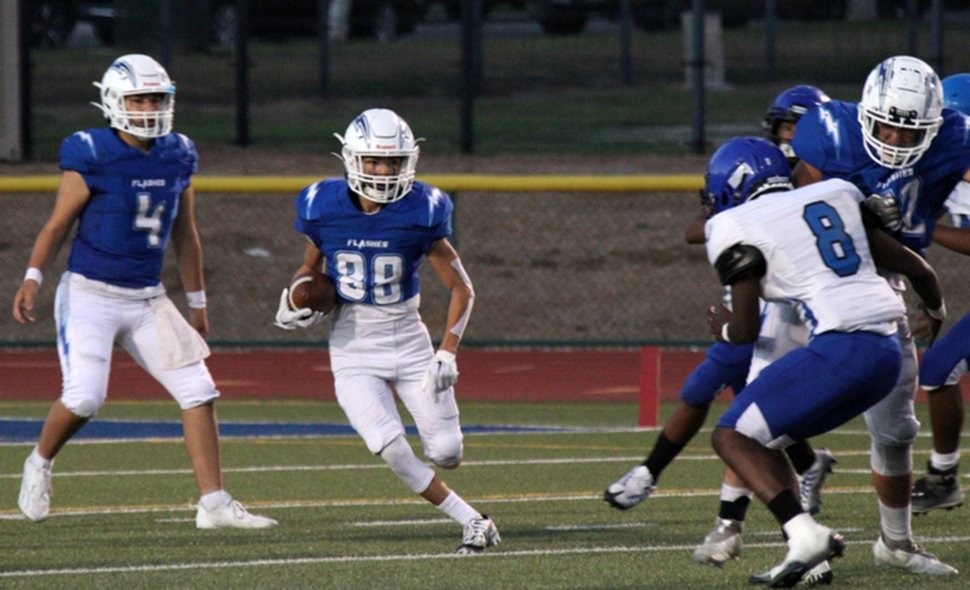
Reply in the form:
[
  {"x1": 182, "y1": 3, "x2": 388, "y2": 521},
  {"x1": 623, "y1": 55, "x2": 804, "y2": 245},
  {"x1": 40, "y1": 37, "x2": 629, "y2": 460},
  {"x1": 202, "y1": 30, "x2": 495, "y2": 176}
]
[
  {"x1": 13, "y1": 171, "x2": 91, "y2": 324},
  {"x1": 716, "y1": 273, "x2": 761, "y2": 345},
  {"x1": 169, "y1": 185, "x2": 209, "y2": 338},
  {"x1": 931, "y1": 224, "x2": 970, "y2": 254},
  {"x1": 295, "y1": 238, "x2": 325, "y2": 279},
  {"x1": 426, "y1": 238, "x2": 474, "y2": 354},
  {"x1": 866, "y1": 225, "x2": 944, "y2": 345},
  {"x1": 684, "y1": 213, "x2": 706, "y2": 244},
  {"x1": 791, "y1": 160, "x2": 823, "y2": 188}
]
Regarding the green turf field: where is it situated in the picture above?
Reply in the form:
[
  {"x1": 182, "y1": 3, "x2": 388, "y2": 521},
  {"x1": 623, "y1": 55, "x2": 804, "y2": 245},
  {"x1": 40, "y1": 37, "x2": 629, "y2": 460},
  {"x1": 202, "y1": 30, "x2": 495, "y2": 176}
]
[{"x1": 0, "y1": 400, "x2": 967, "y2": 589}]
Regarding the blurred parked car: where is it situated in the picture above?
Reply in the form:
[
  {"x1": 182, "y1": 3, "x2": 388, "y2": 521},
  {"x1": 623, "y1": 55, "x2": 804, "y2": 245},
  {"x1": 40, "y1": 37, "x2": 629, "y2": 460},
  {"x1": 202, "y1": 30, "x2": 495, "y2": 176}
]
[
  {"x1": 210, "y1": 0, "x2": 426, "y2": 45},
  {"x1": 26, "y1": 0, "x2": 425, "y2": 47},
  {"x1": 527, "y1": 0, "x2": 849, "y2": 35}
]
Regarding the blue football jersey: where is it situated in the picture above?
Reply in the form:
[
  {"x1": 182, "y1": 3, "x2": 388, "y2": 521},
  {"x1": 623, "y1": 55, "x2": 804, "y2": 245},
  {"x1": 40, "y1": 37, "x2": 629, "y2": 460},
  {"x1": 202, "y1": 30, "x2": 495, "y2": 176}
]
[
  {"x1": 792, "y1": 100, "x2": 970, "y2": 253},
  {"x1": 294, "y1": 179, "x2": 453, "y2": 306},
  {"x1": 60, "y1": 128, "x2": 197, "y2": 288}
]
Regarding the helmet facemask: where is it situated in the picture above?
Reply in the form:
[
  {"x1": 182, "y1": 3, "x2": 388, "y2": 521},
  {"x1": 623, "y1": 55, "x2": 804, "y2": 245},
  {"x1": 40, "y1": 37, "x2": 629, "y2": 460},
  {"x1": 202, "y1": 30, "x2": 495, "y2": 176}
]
[
  {"x1": 91, "y1": 54, "x2": 176, "y2": 141},
  {"x1": 335, "y1": 109, "x2": 420, "y2": 204}
]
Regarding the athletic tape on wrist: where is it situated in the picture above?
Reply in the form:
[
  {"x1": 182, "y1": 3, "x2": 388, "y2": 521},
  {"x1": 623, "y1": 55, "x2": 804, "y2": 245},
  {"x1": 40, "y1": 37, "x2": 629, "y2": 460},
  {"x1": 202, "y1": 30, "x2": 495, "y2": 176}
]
[
  {"x1": 24, "y1": 268, "x2": 43, "y2": 287},
  {"x1": 186, "y1": 290, "x2": 207, "y2": 309}
]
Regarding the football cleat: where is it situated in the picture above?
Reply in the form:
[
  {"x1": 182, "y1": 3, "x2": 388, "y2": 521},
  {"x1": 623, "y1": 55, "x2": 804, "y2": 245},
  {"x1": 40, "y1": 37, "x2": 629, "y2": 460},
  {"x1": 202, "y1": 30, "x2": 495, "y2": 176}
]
[
  {"x1": 749, "y1": 560, "x2": 833, "y2": 587},
  {"x1": 455, "y1": 515, "x2": 501, "y2": 555},
  {"x1": 603, "y1": 465, "x2": 655, "y2": 510},
  {"x1": 692, "y1": 518, "x2": 743, "y2": 567},
  {"x1": 752, "y1": 521, "x2": 844, "y2": 588},
  {"x1": 798, "y1": 448, "x2": 837, "y2": 516},
  {"x1": 873, "y1": 535, "x2": 958, "y2": 575},
  {"x1": 196, "y1": 499, "x2": 278, "y2": 529},
  {"x1": 911, "y1": 469, "x2": 964, "y2": 515},
  {"x1": 19, "y1": 452, "x2": 53, "y2": 523}
]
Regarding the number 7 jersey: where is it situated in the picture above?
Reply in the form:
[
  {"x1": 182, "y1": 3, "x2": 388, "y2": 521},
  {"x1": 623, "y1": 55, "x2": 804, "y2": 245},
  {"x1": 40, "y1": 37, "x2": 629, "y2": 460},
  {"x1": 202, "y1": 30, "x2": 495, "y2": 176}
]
[
  {"x1": 294, "y1": 179, "x2": 453, "y2": 306},
  {"x1": 705, "y1": 179, "x2": 904, "y2": 338}
]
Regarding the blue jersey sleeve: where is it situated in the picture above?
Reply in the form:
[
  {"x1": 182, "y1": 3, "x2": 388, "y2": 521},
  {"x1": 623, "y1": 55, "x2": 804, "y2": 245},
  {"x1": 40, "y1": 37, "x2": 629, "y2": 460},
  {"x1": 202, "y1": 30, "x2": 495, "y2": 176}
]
[
  {"x1": 59, "y1": 131, "x2": 100, "y2": 175},
  {"x1": 412, "y1": 182, "x2": 453, "y2": 242}
]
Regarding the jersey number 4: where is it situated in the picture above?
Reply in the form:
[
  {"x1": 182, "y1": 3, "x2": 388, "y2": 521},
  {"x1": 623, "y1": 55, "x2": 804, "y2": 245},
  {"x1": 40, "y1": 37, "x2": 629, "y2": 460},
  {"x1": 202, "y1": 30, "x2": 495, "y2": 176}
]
[
  {"x1": 803, "y1": 201, "x2": 860, "y2": 277},
  {"x1": 334, "y1": 251, "x2": 405, "y2": 304}
]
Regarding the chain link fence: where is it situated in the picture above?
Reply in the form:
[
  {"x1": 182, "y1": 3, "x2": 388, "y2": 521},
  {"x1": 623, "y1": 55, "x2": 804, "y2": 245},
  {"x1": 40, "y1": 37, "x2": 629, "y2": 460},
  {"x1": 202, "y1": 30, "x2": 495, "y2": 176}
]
[
  {"x1": 5, "y1": 3, "x2": 970, "y2": 345},
  {"x1": 3, "y1": 185, "x2": 969, "y2": 346}
]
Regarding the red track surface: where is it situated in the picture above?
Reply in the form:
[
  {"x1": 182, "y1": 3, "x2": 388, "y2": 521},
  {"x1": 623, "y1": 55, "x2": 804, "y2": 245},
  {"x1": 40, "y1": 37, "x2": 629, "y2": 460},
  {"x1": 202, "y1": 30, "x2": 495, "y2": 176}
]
[{"x1": 1, "y1": 349, "x2": 963, "y2": 403}]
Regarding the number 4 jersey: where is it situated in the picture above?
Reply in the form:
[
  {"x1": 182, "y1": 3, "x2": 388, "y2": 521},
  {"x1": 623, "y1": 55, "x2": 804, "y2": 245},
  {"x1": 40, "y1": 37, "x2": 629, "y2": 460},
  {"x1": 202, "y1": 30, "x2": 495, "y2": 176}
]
[
  {"x1": 294, "y1": 179, "x2": 453, "y2": 307},
  {"x1": 60, "y1": 128, "x2": 197, "y2": 289},
  {"x1": 705, "y1": 178, "x2": 904, "y2": 338}
]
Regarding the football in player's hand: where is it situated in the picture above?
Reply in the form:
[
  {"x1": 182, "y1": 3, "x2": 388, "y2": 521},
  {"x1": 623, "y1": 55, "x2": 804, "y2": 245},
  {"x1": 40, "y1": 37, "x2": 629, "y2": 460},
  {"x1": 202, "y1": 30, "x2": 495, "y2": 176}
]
[{"x1": 288, "y1": 270, "x2": 337, "y2": 314}]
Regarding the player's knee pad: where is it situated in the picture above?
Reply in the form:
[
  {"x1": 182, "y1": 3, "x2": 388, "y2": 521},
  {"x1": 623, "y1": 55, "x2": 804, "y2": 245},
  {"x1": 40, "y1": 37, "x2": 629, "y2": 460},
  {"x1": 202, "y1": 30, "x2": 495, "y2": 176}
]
[
  {"x1": 424, "y1": 421, "x2": 464, "y2": 469},
  {"x1": 869, "y1": 440, "x2": 912, "y2": 477},
  {"x1": 60, "y1": 393, "x2": 104, "y2": 419},
  {"x1": 426, "y1": 433, "x2": 463, "y2": 469},
  {"x1": 380, "y1": 435, "x2": 435, "y2": 494}
]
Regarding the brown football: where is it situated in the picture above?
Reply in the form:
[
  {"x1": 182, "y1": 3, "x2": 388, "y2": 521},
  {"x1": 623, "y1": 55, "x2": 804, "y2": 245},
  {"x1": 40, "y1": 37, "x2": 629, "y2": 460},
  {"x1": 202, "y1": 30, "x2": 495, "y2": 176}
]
[{"x1": 288, "y1": 270, "x2": 337, "y2": 314}]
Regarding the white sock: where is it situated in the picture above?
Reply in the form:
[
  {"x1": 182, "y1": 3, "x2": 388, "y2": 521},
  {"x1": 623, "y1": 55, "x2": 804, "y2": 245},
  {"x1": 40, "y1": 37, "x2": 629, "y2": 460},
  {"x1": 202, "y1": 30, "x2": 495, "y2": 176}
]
[
  {"x1": 719, "y1": 483, "x2": 753, "y2": 502},
  {"x1": 435, "y1": 492, "x2": 480, "y2": 525},
  {"x1": 200, "y1": 489, "x2": 232, "y2": 512},
  {"x1": 929, "y1": 451, "x2": 960, "y2": 472},
  {"x1": 878, "y1": 500, "x2": 911, "y2": 544},
  {"x1": 29, "y1": 447, "x2": 52, "y2": 468}
]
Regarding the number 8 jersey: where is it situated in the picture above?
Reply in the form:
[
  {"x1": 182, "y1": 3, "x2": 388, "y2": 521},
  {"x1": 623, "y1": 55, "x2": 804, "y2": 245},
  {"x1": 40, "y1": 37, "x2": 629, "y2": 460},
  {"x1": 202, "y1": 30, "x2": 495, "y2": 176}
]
[
  {"x1": 294, "y1": 179, "x2": 453, "y2": 306},
  {"x1": 705, "y1": 178, "x2": 904, "y2": 338},
  {"x1": 61, "y1": 128, "x2": 197, "y2": 288}
]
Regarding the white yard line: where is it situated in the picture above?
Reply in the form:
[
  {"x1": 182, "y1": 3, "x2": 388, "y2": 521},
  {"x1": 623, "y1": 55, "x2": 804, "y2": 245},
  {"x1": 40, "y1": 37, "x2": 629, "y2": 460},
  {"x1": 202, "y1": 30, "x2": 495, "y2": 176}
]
[{"x1": 3, "y1": 536, "x2": 969, "y2": 578}]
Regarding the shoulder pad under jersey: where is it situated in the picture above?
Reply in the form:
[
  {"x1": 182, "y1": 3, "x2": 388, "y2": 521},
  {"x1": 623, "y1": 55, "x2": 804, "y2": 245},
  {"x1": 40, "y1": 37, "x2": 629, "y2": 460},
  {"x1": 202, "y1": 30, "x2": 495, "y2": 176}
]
[{"x1": 714, "y1": 244, "x2": 766, "y2": 286}]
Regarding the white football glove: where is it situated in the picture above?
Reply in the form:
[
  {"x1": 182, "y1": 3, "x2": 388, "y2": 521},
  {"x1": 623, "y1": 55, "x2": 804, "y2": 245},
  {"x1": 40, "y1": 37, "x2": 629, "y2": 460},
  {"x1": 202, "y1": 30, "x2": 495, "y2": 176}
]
[
  {"x1": 273, "y1": 288, "x2": 326, "y2": 330},
  {"x1": 422, "y1": 350, "x2": 458, "y2": 402}
]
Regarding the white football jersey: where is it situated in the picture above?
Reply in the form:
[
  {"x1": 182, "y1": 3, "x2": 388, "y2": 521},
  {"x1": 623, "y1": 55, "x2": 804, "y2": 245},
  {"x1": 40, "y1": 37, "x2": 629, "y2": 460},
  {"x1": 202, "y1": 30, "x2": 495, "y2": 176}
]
[{"x1": 705, "y1": 179, "x2": 905, "y2": 337}]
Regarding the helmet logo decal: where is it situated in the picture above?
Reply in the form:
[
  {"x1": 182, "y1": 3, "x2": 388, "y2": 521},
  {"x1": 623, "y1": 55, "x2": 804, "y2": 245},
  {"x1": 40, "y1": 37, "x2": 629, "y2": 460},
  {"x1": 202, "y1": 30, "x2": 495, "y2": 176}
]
[
  {"x1": 110, "y1": 61, "x2": 137, "y2": 85},
  {"x1": 728, "y1": 163, "x2": 753, "y2": 190}
]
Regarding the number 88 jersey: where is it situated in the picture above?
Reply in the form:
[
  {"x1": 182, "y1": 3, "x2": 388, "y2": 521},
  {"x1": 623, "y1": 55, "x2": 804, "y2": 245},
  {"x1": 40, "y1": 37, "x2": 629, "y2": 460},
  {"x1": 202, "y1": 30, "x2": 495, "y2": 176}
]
[
  {"x1": 704, "y1": 178, "x2": 904, "y2": 337},
  {"x1": 294, "y1": 178, "x2": 453, "y2": 307},
  {"x1": 61, "y1": 128, "x2": 197, "y2": 289}
]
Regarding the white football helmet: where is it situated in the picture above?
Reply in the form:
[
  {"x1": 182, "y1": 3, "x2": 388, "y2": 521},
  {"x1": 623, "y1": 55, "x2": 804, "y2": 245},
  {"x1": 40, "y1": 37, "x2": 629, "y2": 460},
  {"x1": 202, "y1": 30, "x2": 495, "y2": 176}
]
[
  {"x1": 335, "y1": 108, "x2": 420, "y2": 203},
  {"x1": 858, "y1": 55, "x2": 943, "y2": 169},
  {"x1": 91, "y1": 54, "x2": 175, "y2": 140}
]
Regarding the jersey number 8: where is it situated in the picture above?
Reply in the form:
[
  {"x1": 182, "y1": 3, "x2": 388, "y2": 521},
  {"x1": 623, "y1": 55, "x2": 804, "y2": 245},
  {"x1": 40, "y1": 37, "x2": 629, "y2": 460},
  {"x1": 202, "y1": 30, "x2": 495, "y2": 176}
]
[
  {"x1": 334, "y1": 251, "x2": 404, "y2": 304},
  {"x1": 803, "y1": 201, "x2": 861, "y2": 277}
]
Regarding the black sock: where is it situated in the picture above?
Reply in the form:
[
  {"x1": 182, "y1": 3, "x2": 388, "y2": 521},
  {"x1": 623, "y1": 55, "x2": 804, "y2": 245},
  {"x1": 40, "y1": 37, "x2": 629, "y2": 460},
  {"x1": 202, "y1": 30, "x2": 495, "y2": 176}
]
[
  {"x1": 928, "y1": 460, "x2": 958, "y2": 480},
  {"x1": 644, "y1": 433, "x2": 687, "y2": 481},
  {"x1": 767, "y1": 490, "x2": 803, "y2": 527},
  {"x1": 718, "y1": 496, "x2": 751, "y2": 522}
]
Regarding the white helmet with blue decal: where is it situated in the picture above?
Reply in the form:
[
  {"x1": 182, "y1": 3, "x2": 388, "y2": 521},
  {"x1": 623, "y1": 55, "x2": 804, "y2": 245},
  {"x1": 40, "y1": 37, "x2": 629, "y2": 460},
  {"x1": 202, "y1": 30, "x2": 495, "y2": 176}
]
[
  {"x1": 92, "y1": 54, "x2": 175, "y2": 140},
  {"x1": 858, "y1": 55, "x2": 943, "y2": 169},
  {"x1": 335, "y1": 108, "x2": 420, "y2": 204}
]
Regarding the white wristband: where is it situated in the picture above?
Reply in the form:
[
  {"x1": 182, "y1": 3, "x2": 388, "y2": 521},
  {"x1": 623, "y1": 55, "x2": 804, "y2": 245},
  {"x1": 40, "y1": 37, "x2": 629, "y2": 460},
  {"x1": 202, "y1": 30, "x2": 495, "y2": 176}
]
[
  {"x1": 721, "y1": 323, "x2": 731, "y2": 343},
  {"x1": 24, "y1": 267, "x2": 43, "y2": 287},
  {"x1": 926, "y1": 302, "x2": 947, "y2": 321},
  {"x1": 186, "y1": 290, "x2": 207, "y2": 309}
]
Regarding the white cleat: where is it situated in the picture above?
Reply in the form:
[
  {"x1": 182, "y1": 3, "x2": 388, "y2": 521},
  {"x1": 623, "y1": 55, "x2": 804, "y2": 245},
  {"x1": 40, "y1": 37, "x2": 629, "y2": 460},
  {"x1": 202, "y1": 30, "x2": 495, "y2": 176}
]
[
  {"x1": 196, "y1": 499, "x2": 278, "y2": 529},
  {"x1": 798, "y1": 448, "x2": 837, "y2": 515},
  {"x1": 756, "y1": 517, "x2": 844, "y2": 588},
  {"x1": 692, "y1": 518, "x2": 743, "y2": 567},
  {"x1": 19, "y1": 453, "x2": 53, "y2": 523},
  {"x1": 455, "y1": 515, "x2": 501, "y2": 555},
  {"x1": 873, "y1": 535, "x2": 958, "y2": 575},
  {"x1": 604, "y1": 465, "x2": 655, "y2": 510},
  {"x1": 750, "y1": 560, "x2": 833, "y2": 586}
]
